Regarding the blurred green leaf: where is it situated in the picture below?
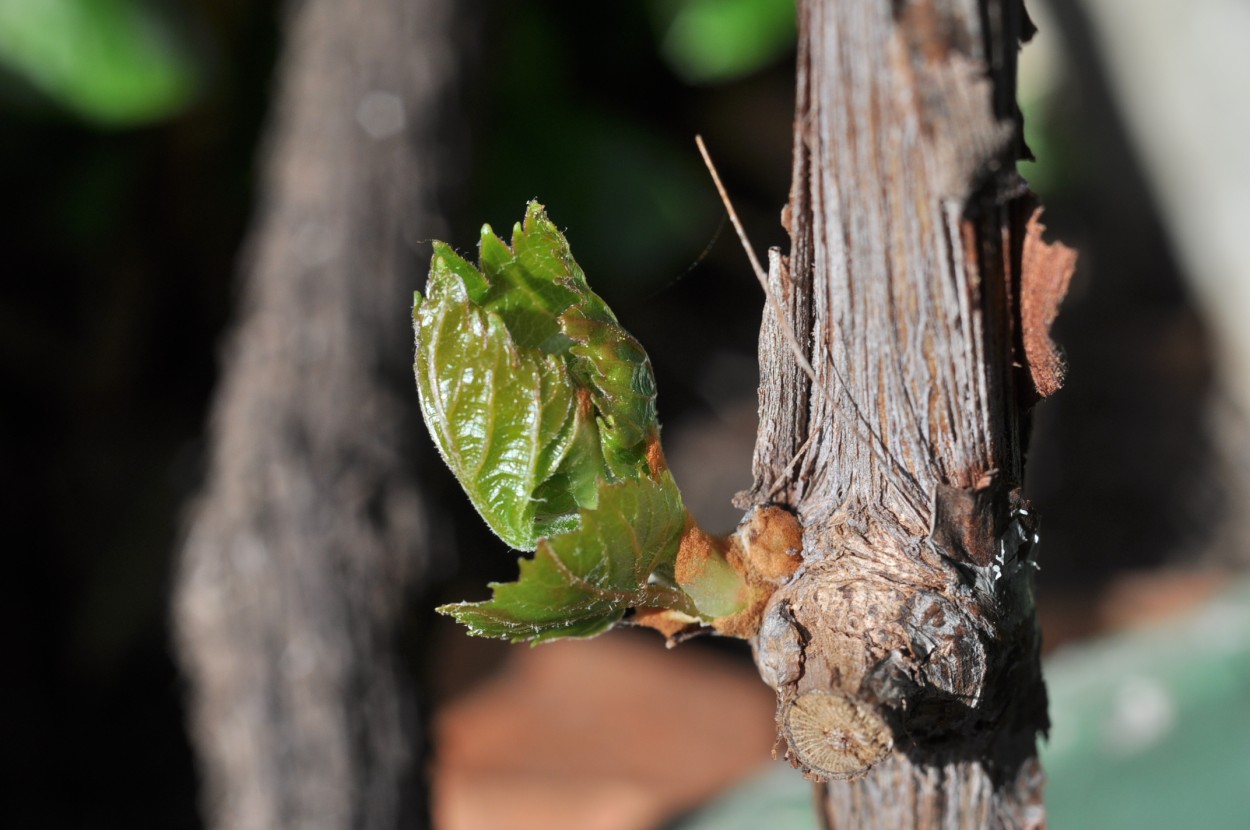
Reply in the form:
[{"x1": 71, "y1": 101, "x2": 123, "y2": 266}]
[
  {"x1": 653, "y1": 0, "x2": 795, "y2": 84},
  {"x1": 0, "y1": 0, "x2": 200, "y2": 126}
]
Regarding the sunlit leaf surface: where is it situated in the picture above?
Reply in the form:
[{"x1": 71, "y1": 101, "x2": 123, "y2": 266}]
[
  {"x1": 414, "y1": 202, "x2": 661, "y2": 550},
  {"x1": 416, "y1": 203, "x2": 692, "y2": 642}
]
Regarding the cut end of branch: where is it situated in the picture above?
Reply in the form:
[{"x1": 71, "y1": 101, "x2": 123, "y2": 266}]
[{"x1": 783, "y1": 690, "x2": 894, "y2": 780}]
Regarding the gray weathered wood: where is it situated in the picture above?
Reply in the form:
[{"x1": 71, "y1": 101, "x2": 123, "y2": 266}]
[{"x1": 742, "y1": 0, "x2": 1059, "y2": 825}]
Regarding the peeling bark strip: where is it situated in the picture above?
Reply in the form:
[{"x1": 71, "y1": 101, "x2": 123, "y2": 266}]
[
  {"x1": 741, "y1": 0, "x2": 1060, "y2": 826},
  {"x1": 1020, "y1": 207, "x2": 1078, "y2": 399}
]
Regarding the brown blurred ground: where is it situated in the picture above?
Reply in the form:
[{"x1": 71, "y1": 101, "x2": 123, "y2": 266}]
[{"x1": 433, "y1": 631, "x2": 777, "y2": 830}]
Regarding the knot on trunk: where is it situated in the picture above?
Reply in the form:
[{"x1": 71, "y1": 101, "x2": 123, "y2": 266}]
[{"x1": 751, "y1": 519, "x2": 1004, "y2": 780}]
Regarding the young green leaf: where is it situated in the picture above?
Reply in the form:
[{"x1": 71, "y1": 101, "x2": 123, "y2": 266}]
[
  {"x1": 437, "y1": 472, "x2": 692, "y2": 643},
  {"x1": 414, "y1": 287, "x2": 581, "y2": 547},
  {"x1": 413, "y1": 201, "x2": 659, "y2": 550}
]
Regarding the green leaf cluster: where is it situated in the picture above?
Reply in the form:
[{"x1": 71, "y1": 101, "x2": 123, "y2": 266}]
[{"x1": 414, "y1": 202, "x2": 692, "y2": 642}]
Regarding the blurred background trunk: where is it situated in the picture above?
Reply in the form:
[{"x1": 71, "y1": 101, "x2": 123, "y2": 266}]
[{"x1": 173, "y1": 0, "x2": 466, "y2": 827}]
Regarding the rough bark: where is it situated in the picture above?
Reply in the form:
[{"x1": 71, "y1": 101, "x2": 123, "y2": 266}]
[
  {"x1": 738, "y1": 0, "x2": 1068, "y2": 826},
  {"x1": 173, "y1": 0, "x2": 464, "y2": 828}
]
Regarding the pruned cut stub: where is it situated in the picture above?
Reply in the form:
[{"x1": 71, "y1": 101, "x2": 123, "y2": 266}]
[
  {"x1": 784, "y1": 690, "x2": 894, "y2": 780},
  {"x1": 750, "y1": 515, "x2": 1011, "y2": 781},
  {"x1": 1020, "y1": 207, "x2": 1077, "y2": 399}
]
